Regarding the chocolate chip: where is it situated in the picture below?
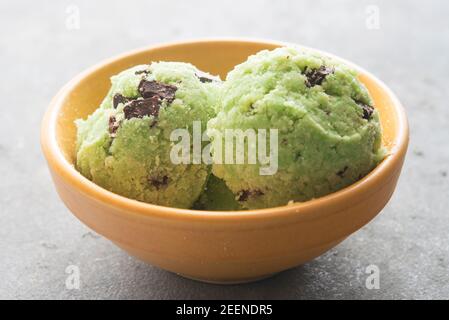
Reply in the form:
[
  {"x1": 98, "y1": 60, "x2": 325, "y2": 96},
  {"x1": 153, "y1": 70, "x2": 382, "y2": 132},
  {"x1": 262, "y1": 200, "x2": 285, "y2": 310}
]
[
  {"x1": 113, "y1": 94, "x2": 132, "y2": 109},
  {"x1": 148, "y1": 175, "x2": 169, "y2": 190},
  {"x1": 123, "y1": 97, "x2": 161, "y2": 120},
  {"x1": 138, "y1": 80, "x2": 177, "y2": 103},
  {"x1": 336, "y1": 166, "x2": 349, "y2": 178},
  {"x1": 359, "y1": 103, "x2": 374, "y2": 120},
  {"x1": 305, "y1": 66, "x2": 334, "y2": 88},
  {"x1": 196, "y1": 74, "x2": 213, "y2": 83},
  {"x1": 354, "y1": 99, "x2": 375, "y2": 120},
  {"x1": 237, "y1": 190, "x2": 250, "y2": 202},
  {"x1": 135, "y1": 69, "x2": 150, "y2": 75},
  {"x1": 195, "y1": 72, "x2": 217, "y2": 83},
  {"x1": 237, "y1": 189, "x2": 264, "y2": 202},
  {"x1": 199, "y1": 76, "x2": 213, "y2": 83},
  {"x1": 108, "y1": 116, "x2": 120, "y2": 137}
]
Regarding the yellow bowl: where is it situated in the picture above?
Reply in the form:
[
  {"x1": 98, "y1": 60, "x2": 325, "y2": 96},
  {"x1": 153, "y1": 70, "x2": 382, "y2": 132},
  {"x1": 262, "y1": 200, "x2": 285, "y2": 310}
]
[{"x1": 41, "y1": 39, "x2": 409, "y2": 284}]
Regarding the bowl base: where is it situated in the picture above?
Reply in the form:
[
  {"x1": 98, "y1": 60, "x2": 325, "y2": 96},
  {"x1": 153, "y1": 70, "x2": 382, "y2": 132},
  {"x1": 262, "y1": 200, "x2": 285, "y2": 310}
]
[{"x1": 176, "y1": 272, "x2": 279, "y2": 285}]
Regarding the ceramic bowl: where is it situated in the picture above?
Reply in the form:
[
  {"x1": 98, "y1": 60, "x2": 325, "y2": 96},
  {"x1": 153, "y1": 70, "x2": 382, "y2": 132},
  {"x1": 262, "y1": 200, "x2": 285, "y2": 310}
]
[{"x1": 41, "y1": 39, "x2": 408, "y2": 284}]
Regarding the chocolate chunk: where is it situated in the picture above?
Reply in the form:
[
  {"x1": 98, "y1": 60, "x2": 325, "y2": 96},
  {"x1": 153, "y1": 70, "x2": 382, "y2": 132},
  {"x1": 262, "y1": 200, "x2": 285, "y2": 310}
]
[
  {"x1": 237, "y1": 189, "x2": 264, "y2": 202},
  {"x1": 336, "y1": 166, "x2": 349, "y2": 178},
  {"x1": 113, "y1": 94, "x2": 132, "y2": 109},
  {"x1": 360, "y1": 103, "x2": 374, "y2": 120},
  {"x1": 108, "y1": 116, "x2": 120, "y2": 137},
  {"x1": 354, "y1": 100, "x2": 374, "y2": 120},
  {"x1": 198, "y1": 76, "x2": 213, "y2": 83},
  {"x1": 305, "y1": 66, "x2": 334, "y2": 88},
  {"x1": 135, "y1": 69, "x2": 150, "y2": 75},
  {"x1": 195, "y1": 73, "x2": 213, "y2": 83},
  {"x1": 138, "y1": 80, "x2": 177, "y2": 103},
  {"x1": 195, "y1": 72, "x2": 216, "y2": 83},
  {"x1": 237, "y1": 190, "x2": 250, "y2": 202},
  {"x1": 123, "y1": 97, "x2": 161, "y2": 120},
  {"x1": 148, "y1": 175, "x2": 169, "y2": 190}
]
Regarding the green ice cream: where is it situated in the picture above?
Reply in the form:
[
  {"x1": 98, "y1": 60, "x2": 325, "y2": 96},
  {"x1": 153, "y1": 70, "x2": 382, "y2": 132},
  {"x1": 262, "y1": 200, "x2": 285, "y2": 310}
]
[
  {"x1": 76, "y1": 47, "x2": 385, "y2": 211},
  {"x1": 208, "y1": 47, "x2": 385, "y2": 209},
  {"x1": 75, "y1": 62, "x2": 219, "y2": 208},
  {"x1": 193, "y1": 175, "x2": 242, "y2": 211}
]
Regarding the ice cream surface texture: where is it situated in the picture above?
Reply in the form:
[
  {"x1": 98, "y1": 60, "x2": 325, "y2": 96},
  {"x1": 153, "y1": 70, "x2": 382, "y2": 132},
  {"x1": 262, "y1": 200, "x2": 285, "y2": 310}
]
[
  {"x1": 75, "y1": 47, "x2": 385, "y2": 211},
  {"x1": 208, "y1": 47, "x2": 385, "y2": 209},
  {"x1": 193, "y1": 175, "x2": 242, "y2": 211},
  {"x1": 75, "y1": 62, "x2": 219, "y2": 208}
]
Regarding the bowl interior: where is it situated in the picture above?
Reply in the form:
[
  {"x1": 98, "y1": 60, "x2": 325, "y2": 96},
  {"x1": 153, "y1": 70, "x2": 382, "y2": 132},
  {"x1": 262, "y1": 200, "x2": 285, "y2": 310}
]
[{"x1": 54, "y1": 40, "x2": 401, "y2": 178}]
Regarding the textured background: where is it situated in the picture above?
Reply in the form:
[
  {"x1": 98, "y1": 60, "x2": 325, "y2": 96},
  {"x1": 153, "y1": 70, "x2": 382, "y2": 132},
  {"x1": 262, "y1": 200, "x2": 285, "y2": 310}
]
[{"x1": 1, "y1": 0, "x2": 448, "y2": 299}]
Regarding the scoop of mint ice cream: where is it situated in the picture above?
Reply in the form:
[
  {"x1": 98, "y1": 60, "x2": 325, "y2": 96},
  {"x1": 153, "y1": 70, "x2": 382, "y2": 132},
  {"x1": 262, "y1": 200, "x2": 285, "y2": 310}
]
[
  {"x1": 193, "y1": 175, "x2": 242, "y2": 211},
  {"x1": 208, "y1": 47, "x2": 385, "y2": 209},
  {"x1": 76, "y1": 62, "x2": 220, "y2": 208}
]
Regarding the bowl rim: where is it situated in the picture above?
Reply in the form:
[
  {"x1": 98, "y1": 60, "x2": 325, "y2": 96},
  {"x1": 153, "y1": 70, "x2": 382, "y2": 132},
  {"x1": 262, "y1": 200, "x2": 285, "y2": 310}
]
[{"x1": 41, "y1": 38, "x2": 409, "y2": 222}]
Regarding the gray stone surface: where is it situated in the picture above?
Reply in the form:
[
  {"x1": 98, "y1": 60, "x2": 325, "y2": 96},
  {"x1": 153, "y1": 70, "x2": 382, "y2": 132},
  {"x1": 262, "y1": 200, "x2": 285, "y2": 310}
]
[{"x1": 0, "y1": 0, "x2": 448, "y2": 300}]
